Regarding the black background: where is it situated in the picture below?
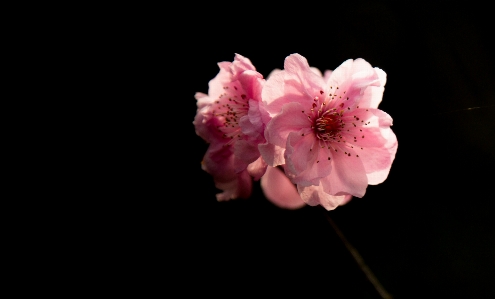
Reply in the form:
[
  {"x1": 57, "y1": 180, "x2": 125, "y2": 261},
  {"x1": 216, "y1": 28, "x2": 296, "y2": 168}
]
[{"x1": 125, "y1": 1, "x2": 495, "y2": 298}]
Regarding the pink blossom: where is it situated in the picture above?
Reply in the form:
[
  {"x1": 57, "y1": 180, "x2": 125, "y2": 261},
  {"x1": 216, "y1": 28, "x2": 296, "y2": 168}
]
[
  {"x1": 259, "y1": 54, "x2": 397, "y2": 210},
  {"x1": 193, "y1": 54, "x2": 269, "y2": 201}
]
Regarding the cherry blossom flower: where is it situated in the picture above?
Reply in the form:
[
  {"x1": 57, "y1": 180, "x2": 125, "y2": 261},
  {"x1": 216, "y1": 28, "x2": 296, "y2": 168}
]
[
  {"x1": 193, "y1": 54, "x2": 269, "y2": 201},
  {"x1": 259, "y1": 54, "x2": 397, "y2": 210},
  {"x1": 259, "y1": 67, "x2": 352, "y2": 210}
]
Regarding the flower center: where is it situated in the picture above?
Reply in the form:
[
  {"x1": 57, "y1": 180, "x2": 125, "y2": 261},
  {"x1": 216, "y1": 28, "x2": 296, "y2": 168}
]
[
  {"x1": 302, "y1": 88, "x2": 367, "y2": 161},
  {"x1": 212, "y1": 85, "x2": 249, "y2": 145},
  {"x1": 315, "y1": 110, "x2": 341, "y2": 139},
  {"x1": 314, "y1": 109, "x2": 343, "y2": 141}
]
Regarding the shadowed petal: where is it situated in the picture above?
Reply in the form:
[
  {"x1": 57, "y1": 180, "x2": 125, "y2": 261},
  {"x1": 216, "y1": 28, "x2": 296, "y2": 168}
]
[
  {"x1": 261, "y1": 166, "x2": 306, "y2": 209},
  {"x1": 247, "y1": 156, "x2": 268, "y2": 181}
]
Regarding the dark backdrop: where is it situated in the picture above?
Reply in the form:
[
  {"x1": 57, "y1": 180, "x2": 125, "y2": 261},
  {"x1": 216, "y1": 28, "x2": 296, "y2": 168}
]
[{"x1": 132, "y1": 1, "x2": 495, "y2": 298}]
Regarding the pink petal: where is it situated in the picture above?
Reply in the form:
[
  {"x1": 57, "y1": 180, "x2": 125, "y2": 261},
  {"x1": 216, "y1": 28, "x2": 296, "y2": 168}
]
[
  {"x1": 261, "y1": 166, "x2": 306, "y2": 210},
  {"x1": 321, "y1": 145, "x2": 368, "y2": 197},
  {"x1": 309, "y1": 67, "x2": 323, "y2": 77},
  {"x1": 284, "y1": 132, "x2": 332, "y2": 185},
  {"x1": 215, "y1": 169, "x2": 253, "y2": 201},
  {"x1": 262, "y1": 54, "x2": 326, "y2": 115},
  {"x1": 323, "y1": 70, "x2": 333, "y2": 83},
  {"x1": 193, "y1": 105, "x2": 224, "y2": 144},
  {"x1": 233, "y1": 139, "x2": 258, "y2": 171},
  {"x1": 201, "y1": 142, "x2": 253, "y2": 201},
  {"x1": 344, "y1": 126, "x2": 389, "y2": 148},
  {"x1": 332, "y1": 107, "x2": 397, "y2": 185},
  {"x1": 264, "y1": 102, "x2": 309, "y2": 147},
  {"x1": 358, "y1": 127, "x2": 398, "y2": 185},
  {"x1": 261, "y1": 69, "x2": 286, "y2": 114},
  {"x1": 284, "y1": 132, "x2": 318, "y2": 177},
  {"x1": 194, "y1": 92, "x2": 210, "y2": 108},
  {"x1": 339, "y1": 194, "x2": 353, "y2": 206},
  {"x1": 209, "y1": 62, "x2": 232, "y2": 98},
  {"x1": 238, "y1": 70, "x2": 264, "y2": 102},
  {"x1": 247, "y1": 156, "x2": 268, "y2": 181},
  {"x1": 258, "y1": 141, "x2": 286, "y2": 167},
  {"x1": 284, "y1": 54, "x2": 326, "y2": 100},
  {"x1": 202, "y1": 141, "x2": 235, "y2": 181},
  {"x1": 266, "y1": 68, "x2": 282, "y2": 79},
  {"x1": 326, "y1": 59, "x2": 354, "y2": 88},
  {"x1": 231, "y1": 53, "x2": 256, "y2": 79},
  {"x1": 262, "y1": 73, "x2": 314, "y2": 116},
  {"x1": 297, "y1": 183, "x2": 351, "y2": 211},
  {"x1": 359, "y1": 84, "x2": 385, "y2": 109},
  {"x1": 376, "y1": 67, "x2": 386, "y2": 86},
  {"x1": 327, "y1": 59, "x2": 381, "y2": 109},
  {"x1": 240, "y1": 99, "x2": 265, "y2": 140}
]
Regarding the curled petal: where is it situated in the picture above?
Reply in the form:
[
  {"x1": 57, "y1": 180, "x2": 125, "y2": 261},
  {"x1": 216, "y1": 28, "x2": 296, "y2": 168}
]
[
  {"x1": 297, "y1": 183, "x2": 351, "y2": 211},
  {"x1": 247, "y1": 156, "x2": 268, "y2": 181},
  {"x1": 238, "y1": 70, "x2": 264, "y2": 102},
  {"x1": 231, "y1": 53, "x2": 256, "y2": 79},
  {"x1": 194, "y1": 92, "x2": 211, "y2": 109}
]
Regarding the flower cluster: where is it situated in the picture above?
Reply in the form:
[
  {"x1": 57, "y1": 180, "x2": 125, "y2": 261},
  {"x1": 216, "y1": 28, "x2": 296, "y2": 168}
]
[{"x1": 193, "y1": 53, "x2": 397, "y2": 210}]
